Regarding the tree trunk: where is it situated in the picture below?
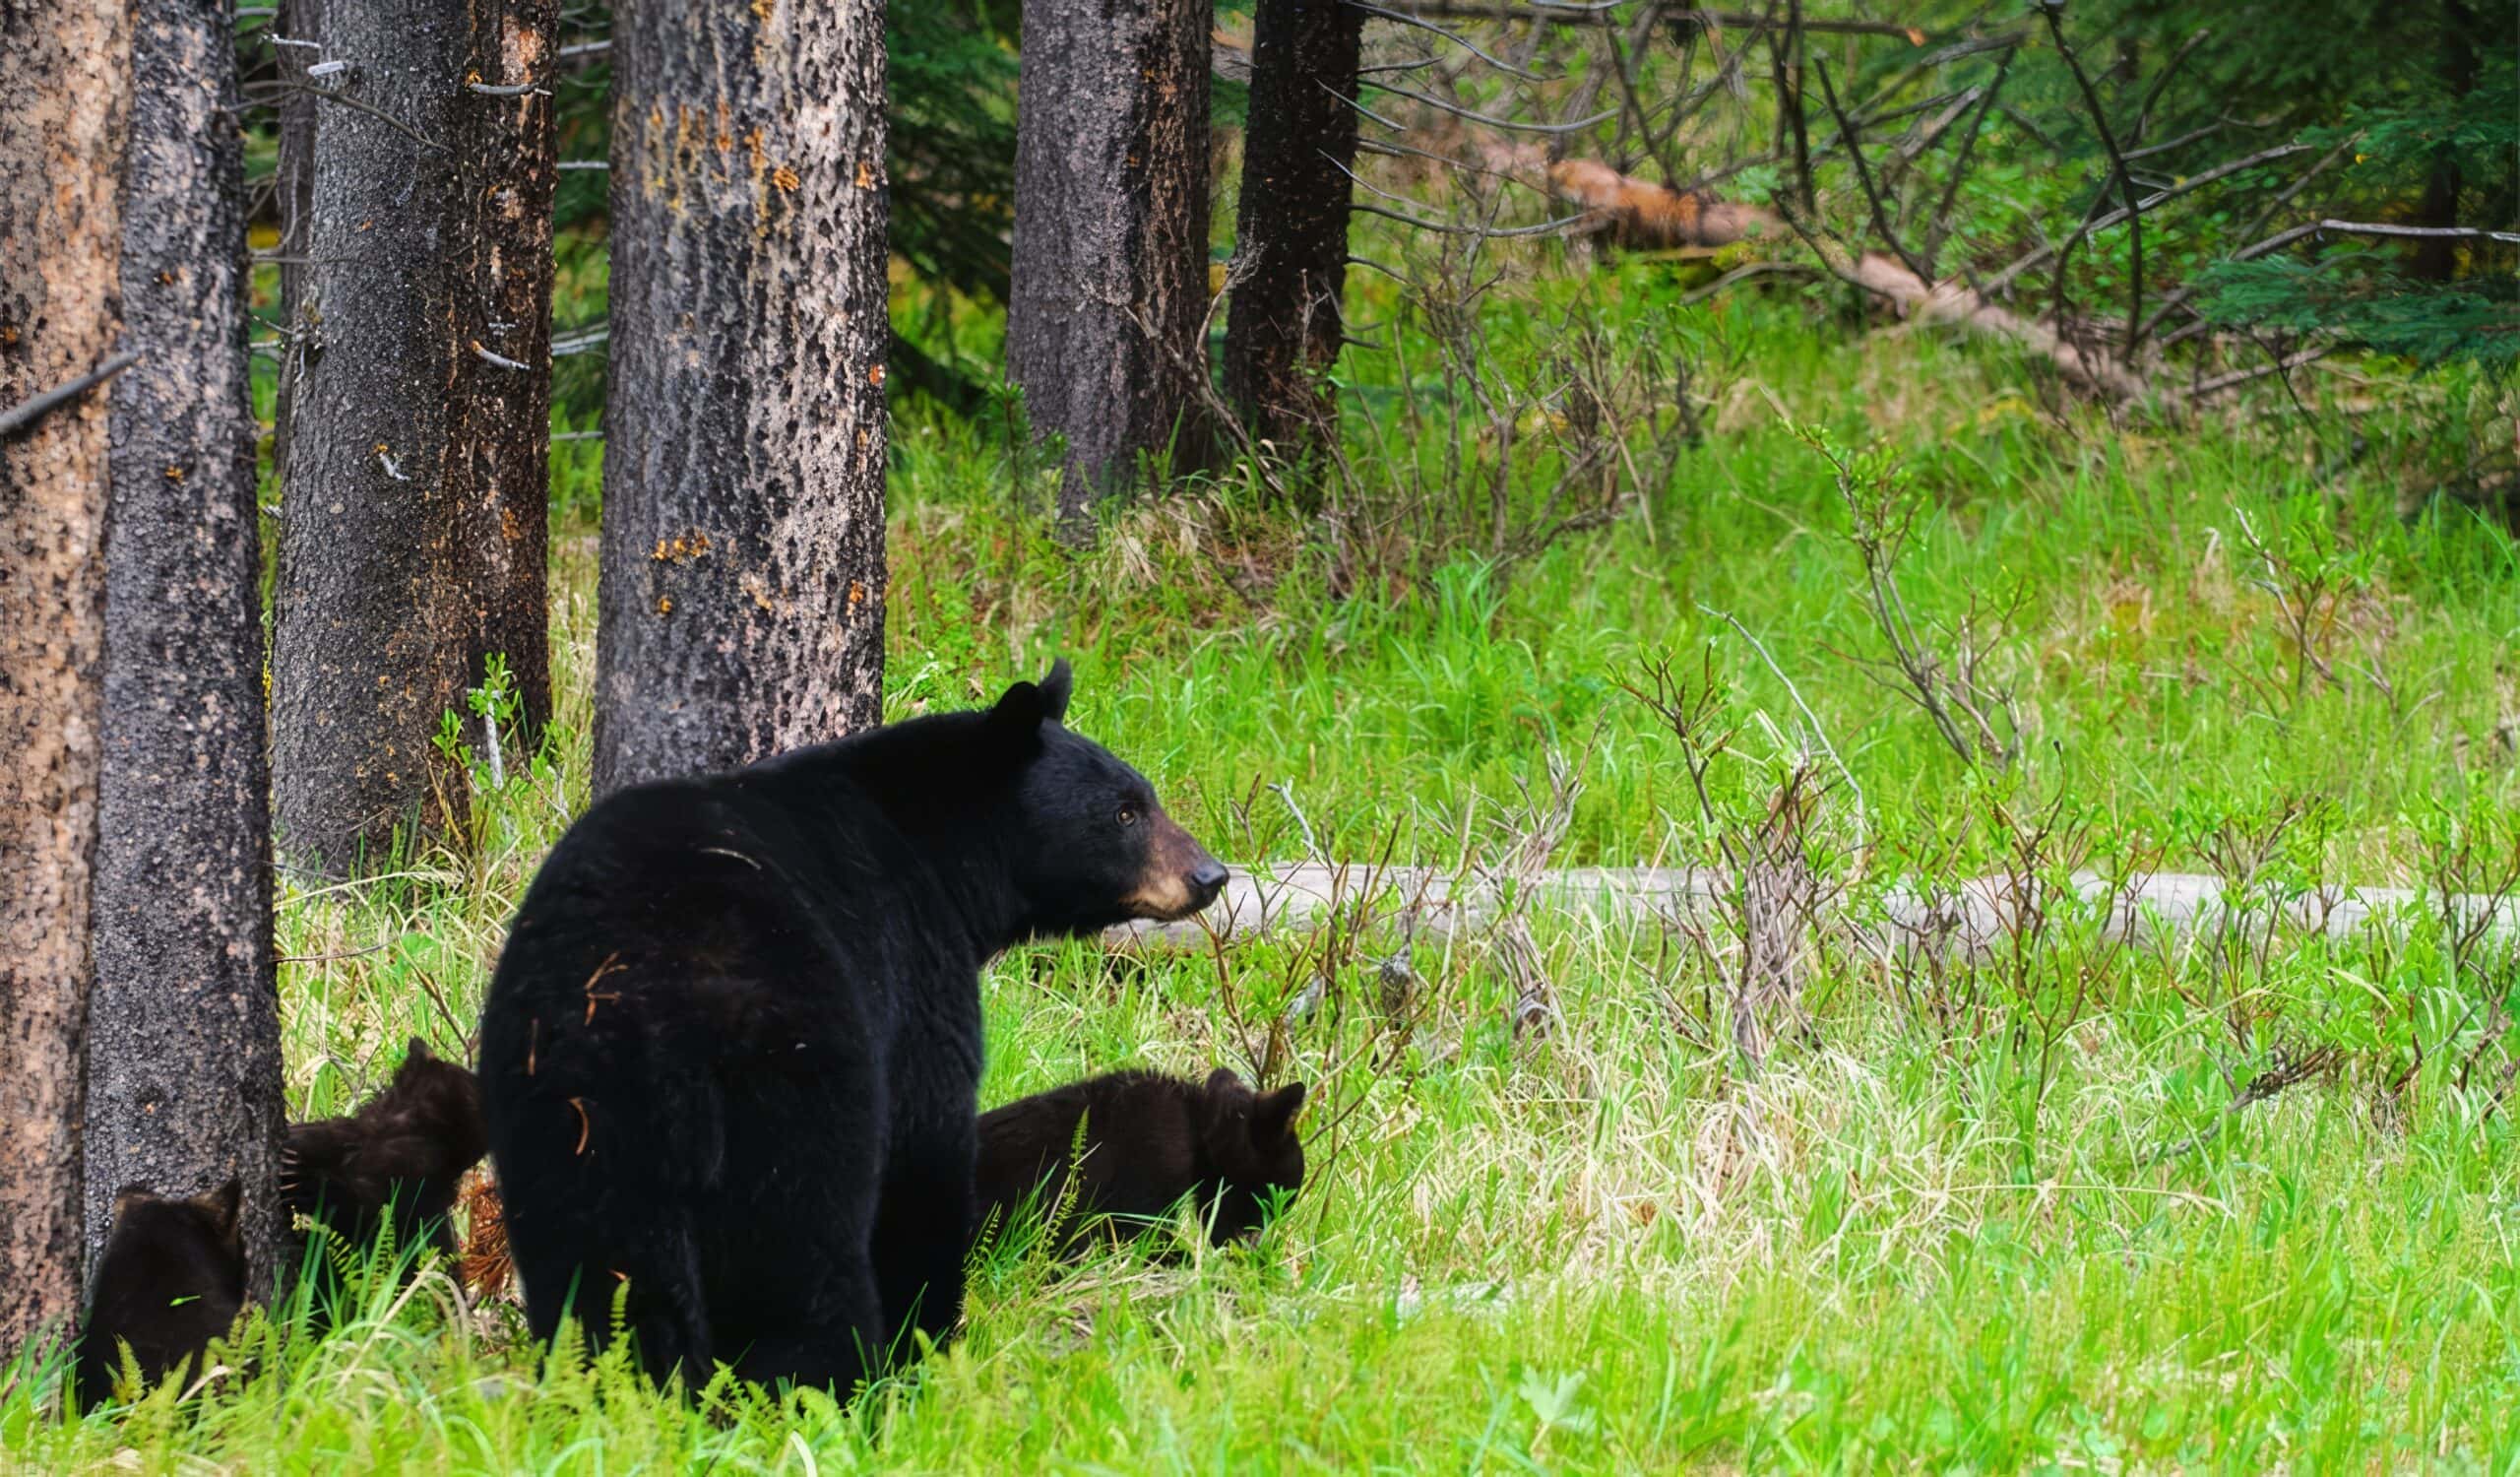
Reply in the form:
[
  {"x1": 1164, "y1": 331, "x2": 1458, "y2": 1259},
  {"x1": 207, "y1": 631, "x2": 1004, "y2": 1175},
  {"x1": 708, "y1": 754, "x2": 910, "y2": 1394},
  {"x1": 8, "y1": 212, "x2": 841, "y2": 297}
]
[
  {"x1": 270, "y1": 0, "x2": 476, "y2": 872},
  {"x1": 271, "y1": 0, "x2": 322, "y2": 496},
  {"x1": 1008, "y1": 0, "x2": 1213, "y2": 536},
  {"x1": 84, "y1": 0, "x2": 287, "y2": 1302},
  {"x1": 0, "y1": 0, "x2": 127, "y2": 1356},
  {"x1": 447, "y1": 0, "x2": 559, "y2": 748},
  {"x1": 2410, "y1": 0, "x2": 2479, "y2": 282},
  {"x1": 1223, "y1": 0, "x2": 1362, "y2": 460},
  {"x1": 590, "y1": 0, "x2": 889, "y2": 796}
]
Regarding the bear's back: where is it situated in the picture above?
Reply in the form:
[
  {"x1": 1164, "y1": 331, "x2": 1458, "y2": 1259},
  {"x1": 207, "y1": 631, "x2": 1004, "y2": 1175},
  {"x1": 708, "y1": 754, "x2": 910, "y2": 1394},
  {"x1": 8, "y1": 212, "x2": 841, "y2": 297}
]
[
  {"x1": 488, "y1": 766, "x2": 943, "y2": 1037},
  {"x1": 976, "y1": 1071, "x2": 1206, "y2": 1240}
]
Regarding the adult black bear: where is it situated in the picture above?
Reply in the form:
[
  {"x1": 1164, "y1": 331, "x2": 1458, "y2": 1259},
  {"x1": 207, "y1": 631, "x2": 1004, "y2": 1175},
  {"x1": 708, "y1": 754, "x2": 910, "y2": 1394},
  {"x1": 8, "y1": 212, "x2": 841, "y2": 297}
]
[
  {"x1": 282, "y1": 1038, "x2": 486, "y2": 1318},
  {"x1": 976, "y1": 1068, "x2": 1306, "y2": 1254},
  {"x1": 75, "y1": 1180, "x2": 245, "y2": 1408},
  {"x1": 476, "y1": 661, "x2": 1226, "y2": 1392}
]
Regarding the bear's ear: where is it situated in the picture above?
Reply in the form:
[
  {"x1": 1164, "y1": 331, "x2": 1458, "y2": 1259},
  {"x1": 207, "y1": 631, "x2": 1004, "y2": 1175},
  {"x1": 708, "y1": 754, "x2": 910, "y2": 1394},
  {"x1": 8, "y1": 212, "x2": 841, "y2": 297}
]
[
  {"x1": 406, "y1": 1037, "x2": 436, "y2": 1065},
  {"x1": 1253, "y1": 1082, "x2": 1307, "y2": 1143},
  {"x1": 1038, "y1": 658, "x2": 1073, "y2": 725},
  {"x1": 986, "y1": 676, "x2": 1050, "y2": 747},
  {"x1": 111, "y1": 1185, "x2": 158, "y2": 1224},
  {"x1": 191, "y1": 1178, "x2": 243, "y2": 1239},
  {"x1": 1203, "y1": 1066, "x2": 1250, "y2": 1102}
]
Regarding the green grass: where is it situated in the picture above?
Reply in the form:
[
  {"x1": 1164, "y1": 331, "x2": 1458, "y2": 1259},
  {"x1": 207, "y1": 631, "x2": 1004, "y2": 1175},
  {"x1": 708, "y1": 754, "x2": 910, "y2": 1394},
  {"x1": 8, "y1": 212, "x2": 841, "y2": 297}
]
[{"x1": 12, "y1": 245, "x2": 2520, "y2": 1471}]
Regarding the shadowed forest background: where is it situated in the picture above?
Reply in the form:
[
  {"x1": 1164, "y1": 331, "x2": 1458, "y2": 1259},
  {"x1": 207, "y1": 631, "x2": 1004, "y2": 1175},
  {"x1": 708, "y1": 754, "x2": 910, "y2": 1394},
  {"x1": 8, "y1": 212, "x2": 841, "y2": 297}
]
[{"x1": 3, "y1": 0, "x2": 2519, "y2": 1466}]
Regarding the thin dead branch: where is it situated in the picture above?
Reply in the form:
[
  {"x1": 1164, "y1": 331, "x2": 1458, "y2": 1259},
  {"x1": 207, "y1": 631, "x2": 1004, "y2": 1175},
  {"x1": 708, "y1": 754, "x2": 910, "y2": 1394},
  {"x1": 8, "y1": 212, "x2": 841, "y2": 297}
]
[
  {"x1": 2036, "y1": 0, "x2": 2147, "y2": 353},
  {"x1": 0, "y1": 349, "x2": 141, "y2": 438},
  {"x1": 1363, "y1": 78, "x2": 1616, "y2": 134},
  {"x1": 1808, "y1": 54, "x2": 1930, "y2": 282}
]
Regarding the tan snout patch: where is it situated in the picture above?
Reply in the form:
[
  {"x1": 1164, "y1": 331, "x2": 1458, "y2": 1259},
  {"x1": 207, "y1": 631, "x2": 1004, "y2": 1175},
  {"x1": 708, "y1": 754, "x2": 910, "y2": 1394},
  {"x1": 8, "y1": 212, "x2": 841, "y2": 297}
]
[{"x1": 1121, "y1": 813, "x2": 1219, "y2": 922}]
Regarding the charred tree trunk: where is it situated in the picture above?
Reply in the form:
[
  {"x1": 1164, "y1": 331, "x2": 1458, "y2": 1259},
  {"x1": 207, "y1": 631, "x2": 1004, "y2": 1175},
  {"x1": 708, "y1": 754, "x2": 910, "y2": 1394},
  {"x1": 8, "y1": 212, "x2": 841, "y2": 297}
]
[
  {"x1": 1008, "y1": 0, "x2": 1213, "y2": 536},
  {"x1": 271, "y1": 0, "x2": 475, "y2": 872},
  {"x1": 447, "y1": 0, "x2": 559, "y2": 747},
  {"x1": 590, "y1": 0, "x2": 889, "y2": 795},
  {"x1": 1223, "y1": 0, "x2": 1362, "y2": 461},
  {"x1": 0, "y1": 0, "x2": 127, "y2": 1355},
  {"x1": 271, "y1": 0, "x2": 322, "y2": 493},
  {"x1": 85, "y1": 0, "x2": 287, "y2": 1301}
]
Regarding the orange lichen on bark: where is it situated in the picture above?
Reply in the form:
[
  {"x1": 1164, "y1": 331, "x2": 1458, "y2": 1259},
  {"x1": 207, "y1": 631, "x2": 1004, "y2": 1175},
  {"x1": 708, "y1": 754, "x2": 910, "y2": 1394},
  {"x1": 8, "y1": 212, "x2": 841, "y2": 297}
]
[{"x1": 651, "y1": 530, "x2": 712, "y2": 562}]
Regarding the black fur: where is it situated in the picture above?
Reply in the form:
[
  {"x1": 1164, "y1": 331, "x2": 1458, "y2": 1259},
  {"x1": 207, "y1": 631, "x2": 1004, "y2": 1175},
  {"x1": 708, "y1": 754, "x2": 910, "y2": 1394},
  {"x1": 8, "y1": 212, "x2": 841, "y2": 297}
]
[
  {"x1": 76, "y1": 1181, "x2": 245, "y2": 1408},
  {"x1": 976, "y1": 1068, "x2": 1307, "y2": 1253},
  {"x1": 476, "y1": 661, "x2": 1225, "y2": 1392},
  {"x1": 282, "y1": 1039, "x2": 487, "y2": 1316}
]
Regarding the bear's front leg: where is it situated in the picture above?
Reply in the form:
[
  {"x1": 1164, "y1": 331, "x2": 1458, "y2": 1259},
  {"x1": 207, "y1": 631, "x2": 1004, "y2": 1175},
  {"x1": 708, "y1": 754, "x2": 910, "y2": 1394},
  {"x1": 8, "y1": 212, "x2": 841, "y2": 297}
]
[
  {"x1": 724, "y1": 1255, "x2": 886, "y2": 1394},
  {"x1": 870, "y1": 1112, "x2": 976, "y2": 1352},
  {"x1": 518, "y1": 1205, "x2": 714, "y2": 1390}
]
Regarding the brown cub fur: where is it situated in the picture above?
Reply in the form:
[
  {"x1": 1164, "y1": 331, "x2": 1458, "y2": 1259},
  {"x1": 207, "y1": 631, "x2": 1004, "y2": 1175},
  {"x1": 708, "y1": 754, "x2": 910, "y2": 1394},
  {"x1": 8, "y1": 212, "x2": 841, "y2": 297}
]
[
  {"x1": 282, "y1": 1038, "x2": 487, "y2": 1266},
  {"x1": 76, "y1": 1180, "x2": 246, "y2": 1407},
  {"x1": 976, "y1": 1067, "x2": 1306, "y2": 1254}
]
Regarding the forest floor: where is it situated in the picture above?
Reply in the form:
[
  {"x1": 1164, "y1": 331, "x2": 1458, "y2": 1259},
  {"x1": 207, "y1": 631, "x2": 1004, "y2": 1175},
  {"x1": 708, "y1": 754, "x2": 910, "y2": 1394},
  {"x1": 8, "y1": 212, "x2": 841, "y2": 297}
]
[{"x1": 13, "y1": 263, "x2": 2520, "y2": 1470}]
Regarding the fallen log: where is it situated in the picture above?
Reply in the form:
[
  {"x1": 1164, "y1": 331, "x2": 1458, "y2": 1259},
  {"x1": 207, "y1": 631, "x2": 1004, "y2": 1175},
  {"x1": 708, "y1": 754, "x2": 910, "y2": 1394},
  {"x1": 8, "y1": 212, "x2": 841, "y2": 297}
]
[
  {"x1": 1841, "y1": 250, "x2": 2152, "y2": 402},
  {"x1": 1535, "y1": 158, "x2": 2151, "y2": 400},
  {"x1": 1544, "y1": 160, "x2": 1787, "y2": 250},
  {"x1": 1102, "y1": 863, "x2": 2520, "y2": 959}
]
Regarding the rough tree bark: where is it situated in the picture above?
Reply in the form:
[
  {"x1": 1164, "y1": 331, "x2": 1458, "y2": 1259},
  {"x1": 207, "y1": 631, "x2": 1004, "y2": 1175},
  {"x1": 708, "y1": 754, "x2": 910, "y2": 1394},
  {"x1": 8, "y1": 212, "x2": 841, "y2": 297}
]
[
  {"x1": 0, "y1": 0, "x2": 127, "y2": 1355},
  {"x1": 1223, "y1": 0, "x2": 1363, "y2": 458},
  {"x1": 1008, "y1": 0, "x2": 1213, "y2": 535},
  {"x1": 85, "y1": 0, "x2": 287, "y2": 1300},
  {"x1": 271, "y1": 0, "x2": 476, "y2": 872},
  {"x1": 590, "y1": 0, "x2": 889, "y2": 795},
  {"x1": 447, "y1": 0, "x2": 559, "y2": 747},
  {"x1": 271, "y1": 0, "x2": 321, "y2": 494}
]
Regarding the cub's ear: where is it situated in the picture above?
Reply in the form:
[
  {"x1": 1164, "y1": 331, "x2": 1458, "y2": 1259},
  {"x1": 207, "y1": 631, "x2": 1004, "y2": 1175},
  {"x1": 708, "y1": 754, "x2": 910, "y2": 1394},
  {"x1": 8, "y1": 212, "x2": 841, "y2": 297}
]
[
  {"x1": 111, "y1": 1185, "x2": 158, "y2": 1224},
  {"x1": 1203, "y1": 1066, "x2": 1250, "y2": 1101},
  {"x1": 1038, "y1": 658, "x2": 1073, "y2": 725},
  {"x1": 405, "y1": 1037, "x2": 436, "y2": 1064},
  {"x1": 192, "y1": 1178, "x2": 243, "y2": 1239},
  {"x1": 1253, "y1": 1082, "x2": 1307, "y2": 1142}
]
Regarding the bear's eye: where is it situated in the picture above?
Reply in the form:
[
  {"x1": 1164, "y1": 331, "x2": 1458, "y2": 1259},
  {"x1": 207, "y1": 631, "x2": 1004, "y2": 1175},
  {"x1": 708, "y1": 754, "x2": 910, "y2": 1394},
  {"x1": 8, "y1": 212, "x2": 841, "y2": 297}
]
[{"x1": 1117, "y1": 804, "x2": 1139, "y2": 827}]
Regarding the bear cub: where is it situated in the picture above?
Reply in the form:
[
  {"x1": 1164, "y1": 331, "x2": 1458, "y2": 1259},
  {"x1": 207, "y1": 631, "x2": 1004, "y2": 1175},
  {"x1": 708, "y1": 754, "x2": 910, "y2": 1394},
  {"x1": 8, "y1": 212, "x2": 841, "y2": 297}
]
[
  {"x1": 977, "y1": 1068, "x2": 1306, "y2": 1254},
  {"x1": 76, "y1": 1180, "x2": 246, "y2": 1408},
  {"x1": 477, "y1": 661, "x2": 1228, "y2": 1393},
  {"x1": 282, "y1": 1037, "x2": 488, "y2": 1265}
]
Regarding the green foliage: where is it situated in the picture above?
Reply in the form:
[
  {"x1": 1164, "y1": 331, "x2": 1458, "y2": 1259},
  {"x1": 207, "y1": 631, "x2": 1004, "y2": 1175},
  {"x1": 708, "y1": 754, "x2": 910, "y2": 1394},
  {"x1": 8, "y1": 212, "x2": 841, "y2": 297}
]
[
  {"x1": 2326, "y1": 51, "x2": 2520, "y2": 192},
  {"x1": 2096, "y1": 0, "x2": 2477, "y2": 129},
  {"x1": 2197, "y1": 250, "x2": 2519, "y2": 367},
  {"x1": 888, "y1": 0, "x2": 1019, "y2": 309},
  {"x1": 1792, "y1": 1, "x2": 2520, "y2": 389},
  {"x1": 2188, "y1": 49, "x2": 2520, "y2": 366},
  {"x1": 83, "y1": 8, "x2": 2520, "y2": 1465},
  {"x1": 21, "y1": 289, "x2": 2520, "y2": 1464}
]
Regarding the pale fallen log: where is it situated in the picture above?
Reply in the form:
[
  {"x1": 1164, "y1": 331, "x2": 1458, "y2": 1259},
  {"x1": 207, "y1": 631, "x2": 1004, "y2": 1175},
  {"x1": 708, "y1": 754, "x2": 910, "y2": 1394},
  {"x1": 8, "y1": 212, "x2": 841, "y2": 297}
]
[
  {"x1": 1103, "y1": 864, "x2": 2520, "y2": 958},
  {"x1": 1843, "y1": 250, "x2": 2154, "y2": 402}
]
